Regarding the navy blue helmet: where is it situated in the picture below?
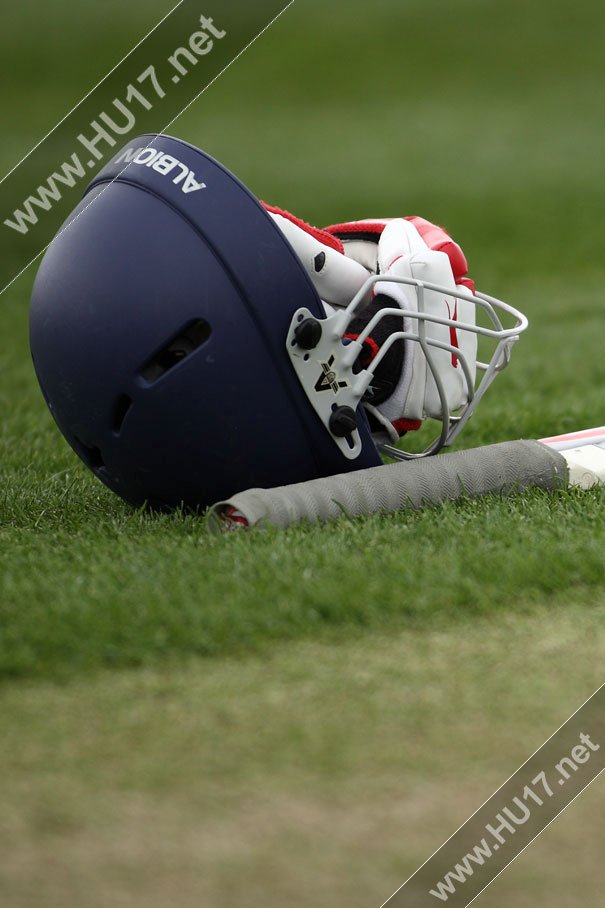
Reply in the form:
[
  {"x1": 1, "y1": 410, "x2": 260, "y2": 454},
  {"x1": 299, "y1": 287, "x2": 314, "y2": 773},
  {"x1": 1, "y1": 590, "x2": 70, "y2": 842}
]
[{"x1": 30, "y1": 134, "x2": 526, "y2": 510}]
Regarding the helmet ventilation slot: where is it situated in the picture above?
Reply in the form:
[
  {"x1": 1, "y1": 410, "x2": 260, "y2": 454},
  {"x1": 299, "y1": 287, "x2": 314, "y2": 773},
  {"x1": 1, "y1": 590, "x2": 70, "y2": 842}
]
[
  {"x1": 140, "y1": 318, "x2": 211, "y2": 383},
  {"x1": 112, "y1": 394, "x2": 133, "y2": 435},
  {"x1": 73, "y1": 438, "x2": 105, "y2": 472}
]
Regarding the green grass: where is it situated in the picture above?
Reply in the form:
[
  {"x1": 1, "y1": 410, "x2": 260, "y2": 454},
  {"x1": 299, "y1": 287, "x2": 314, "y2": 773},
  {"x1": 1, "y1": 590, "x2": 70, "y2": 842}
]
[
  {"x1": 1, "y1": 478, "x2": 605, "y2": 681},
  {"x1": 1, "y1": 0, "x2": 605, "y2": 904},
  {"x1": 1, "y1": 608, "x2": 605, "y2": 908}
]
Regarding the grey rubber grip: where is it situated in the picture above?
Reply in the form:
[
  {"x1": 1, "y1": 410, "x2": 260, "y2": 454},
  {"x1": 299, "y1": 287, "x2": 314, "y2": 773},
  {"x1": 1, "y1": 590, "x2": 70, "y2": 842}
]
[{"x1": 209, "y1": 440, "x2": 568, "y2": 530}]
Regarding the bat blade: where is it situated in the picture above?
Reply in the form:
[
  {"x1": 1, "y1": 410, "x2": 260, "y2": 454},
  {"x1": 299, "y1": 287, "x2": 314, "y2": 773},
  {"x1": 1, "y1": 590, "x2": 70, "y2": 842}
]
[
  {"x1": 540, "y1": 425, "x2": 605, "y2": 489},
  {"x1": 540, "y1": 426, "x2": 605, "y2": 451}
]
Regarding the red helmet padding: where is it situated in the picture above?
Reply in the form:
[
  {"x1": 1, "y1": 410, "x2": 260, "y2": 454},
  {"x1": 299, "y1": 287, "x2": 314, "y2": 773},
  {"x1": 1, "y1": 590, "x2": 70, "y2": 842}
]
[
  {"x1": 324, "y1": 216, "x2": 475, "y2": 292},
  {"x1": 324, "y1": 220, "x2": 386, "y2": 236},
  {"x1": 404, "y1": 216, "x2": 469, "y2": 286},
  {"x1": 262, "y1": 203, "x2": 345, "y2": 254},
  {"x1": 263, "y1": 208, "x2": 474, "y2": 292}
]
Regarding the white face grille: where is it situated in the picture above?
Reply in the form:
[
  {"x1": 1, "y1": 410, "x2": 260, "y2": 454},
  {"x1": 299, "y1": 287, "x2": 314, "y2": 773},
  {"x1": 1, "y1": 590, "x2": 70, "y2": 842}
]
[{"x1": 287, "y1": 272, "x2": 529, "y2": 461}]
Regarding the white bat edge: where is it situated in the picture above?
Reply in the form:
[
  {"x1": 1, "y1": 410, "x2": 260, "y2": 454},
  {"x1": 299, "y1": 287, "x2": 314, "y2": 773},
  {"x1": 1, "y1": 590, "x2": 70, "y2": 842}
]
[
  {"x1": 557, "y1": 445, "x2": 605, "y2": 489},
  {"x1": 539, "y1": 425, "x2": 605, "y2": 489}
]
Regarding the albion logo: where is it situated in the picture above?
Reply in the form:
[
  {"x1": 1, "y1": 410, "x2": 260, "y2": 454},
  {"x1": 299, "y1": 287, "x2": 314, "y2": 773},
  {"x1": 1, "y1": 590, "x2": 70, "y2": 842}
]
[
  {"x1": 314, "y1": 356, "x2": 348, "y2": 394},
  {"x1": 113, "y1": 146, "x2": 207, "y2": 194}
]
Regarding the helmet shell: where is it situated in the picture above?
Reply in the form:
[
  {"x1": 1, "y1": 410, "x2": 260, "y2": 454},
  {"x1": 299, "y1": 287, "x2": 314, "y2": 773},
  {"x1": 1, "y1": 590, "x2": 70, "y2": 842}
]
[{"x1": 30, "y1": 135, "x2": 380, "y2": 509}]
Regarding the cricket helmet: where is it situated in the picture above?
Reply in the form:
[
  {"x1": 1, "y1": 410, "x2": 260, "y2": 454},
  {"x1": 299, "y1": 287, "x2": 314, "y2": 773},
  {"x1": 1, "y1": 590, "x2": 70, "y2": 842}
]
[{"x1": 29, "y1": 134, "x2": 527, "y2": 511}]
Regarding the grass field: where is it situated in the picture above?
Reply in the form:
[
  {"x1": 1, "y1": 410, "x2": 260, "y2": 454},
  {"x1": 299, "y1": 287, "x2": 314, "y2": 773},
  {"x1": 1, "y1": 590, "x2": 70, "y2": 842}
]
[{"x1": 1, "y1": 0, "x2": 605, "y2": 905}]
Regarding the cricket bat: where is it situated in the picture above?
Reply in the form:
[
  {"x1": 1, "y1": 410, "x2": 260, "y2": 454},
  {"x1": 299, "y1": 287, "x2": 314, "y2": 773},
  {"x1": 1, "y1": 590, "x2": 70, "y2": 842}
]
[{"x1": 209, "y1": 427, "x2": 605, "y2": 530}]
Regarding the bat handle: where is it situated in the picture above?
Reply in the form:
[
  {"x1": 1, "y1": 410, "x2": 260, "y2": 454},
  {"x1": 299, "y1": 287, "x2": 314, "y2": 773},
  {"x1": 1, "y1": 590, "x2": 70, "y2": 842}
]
[{"x1": 209, "y1": 440, "x2": 568, "y2": 530}]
